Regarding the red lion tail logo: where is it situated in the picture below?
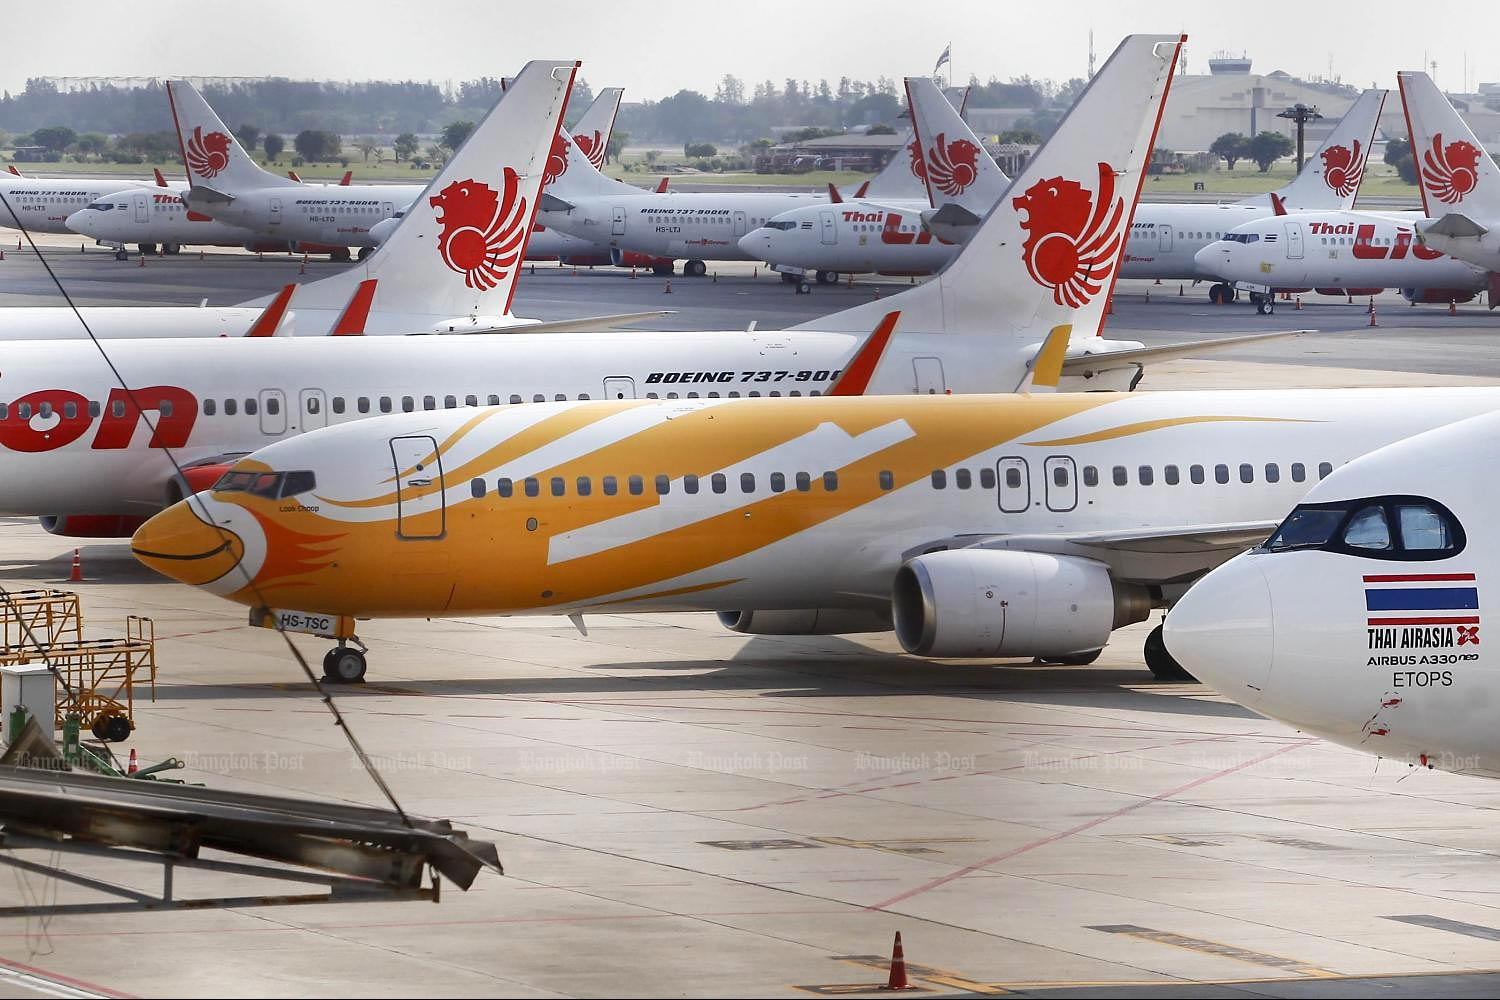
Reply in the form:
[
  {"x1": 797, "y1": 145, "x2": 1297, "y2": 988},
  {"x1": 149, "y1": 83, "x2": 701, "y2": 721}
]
[
  {"x1": 907, "y1": 136, "x2": 927, "y2": 181},
  {"x1": 924, "y1": 133, "x2": 982, "y2": 197},
  {"x1": 1012, "y1": 162, "x2": 1125, "y2": 309},
  {"x1": 572, "y1": 129, "x2": 606, "y2": 170},
  {"x1": 185, "y1": 126, "x2": 231, "y2": 180},
  {"x1": 1422, "y1": 134, "x2": 1483, "y2": 204},
  {"x1": 543, "y1": 133, "x2": 571, "y2": 186},
  {"x1": 1320, "y1": 140, "x2": 1364, "y2": 197},
  {"x1": 430, "y1": 168, "x2": 529, "y2": 291}
]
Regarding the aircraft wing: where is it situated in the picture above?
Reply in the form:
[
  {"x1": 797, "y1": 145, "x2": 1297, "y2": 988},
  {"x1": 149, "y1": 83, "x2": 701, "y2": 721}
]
[
  {"x1": 506, "y1": 310, "x2": 674, "y2": 334},
  {"x1": 1060, "y1": 330, "x2": 1317, "y2": 377},
  {"x1": 900, "y1": 521, "x2": 1280, "y2": 590},
  {"x1": 1422, "y1": 213, "x2": 1488, "y2": 239}
]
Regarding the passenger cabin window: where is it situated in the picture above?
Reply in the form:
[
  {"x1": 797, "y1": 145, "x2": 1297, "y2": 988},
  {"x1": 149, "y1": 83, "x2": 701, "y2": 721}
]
[
  {"x1": 1083, "y1": 466, "x2": 1098, "y2": 487},
  {"x1": 1164, "y1": 465, "x2": 1179, "y2": 485},
  {"x1": 1138, "y1": 465, "x2": 1153, "y2": 486},
  {"x1": 1291, "y1": 462, "x2": 1305, "y2": 483},
  {"x1": 1214, "y1": 464, "x2": 1229, "y2": 484},
  {"x1": 1112, "y1": 466, "x2": 1127, "y2": 487}
]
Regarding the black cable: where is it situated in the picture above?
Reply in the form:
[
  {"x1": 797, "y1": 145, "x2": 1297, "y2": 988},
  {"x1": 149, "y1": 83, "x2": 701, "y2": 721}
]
[{"x1": 0, "y1": 193, "x2": 412, "y2": 827}]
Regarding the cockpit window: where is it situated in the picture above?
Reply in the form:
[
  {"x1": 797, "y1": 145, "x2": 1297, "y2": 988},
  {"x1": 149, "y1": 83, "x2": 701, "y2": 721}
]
[
  {"x1": 1342, "y1": 505, "x2": 1391, "y2": 550},
  {"x1": 84, "y1": 201, "x2": 114, "y2": 211},
  {"x1": 1262, "y1": 494, "x2": 1464, "y2": 561},
  {"x1": 1223, "y1": 232, "x2": 1260, "y2": 244},
  {"x1": 213, "y1": 469, "x2": 317, "y2": 499},
  {"x1": 763, "y1": 220, "x2": 798, "y2": 231},
  {"x1": 1265, "y1": 506, "x2": 1344, "y2": 551}
]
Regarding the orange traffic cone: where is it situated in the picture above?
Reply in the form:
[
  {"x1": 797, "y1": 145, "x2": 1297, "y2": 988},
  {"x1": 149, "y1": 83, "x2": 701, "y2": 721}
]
[
  {"x1": 1450, "y1": 300, "x2": 1458, "y2": 316},
  {"x1": 1145, "y1": 289, "x2": 1150, "y2": 303},
  {"x1": 138, "y1": 253, "x2": 146, "y2": 268},
  {"x1": 874, "y1": 286, "x2": 882, "y2": 299},
  {"x1": 299, "y1": 254, "x2": 307, "y2": 275},
  {"x1": 882, "y1": 932, "x2": 916, "y2": 991},
  {"x1": 69, "y1": 547, "x2": 83, "y2": 583},
  {"x1": 1178, "y1": 283, "x2": 1184, "y2": 296},
  {"x1": 1369, "y1": 305, "x2": 1378, "y2": 327},
  {"x1": 1295, "y1": 296, "x2": 1302, "y2": 310},
  {"x1": 1368, "y1": 297, "x2": 1375, "y2": 314},
  {"x1": 663, "y1": 280, "x2": 672, "y2": 295},
  {"x1": 127, "y1": 748, "x2": 139, "y2": 775}
]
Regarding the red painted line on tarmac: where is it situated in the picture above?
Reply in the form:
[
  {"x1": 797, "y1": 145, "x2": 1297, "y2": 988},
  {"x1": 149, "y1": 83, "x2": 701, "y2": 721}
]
[
  {"x1": 0, "y1": 955, "x2": 134, "y2": 998},
  {"x1": 866, "y1": 740, "x2": 1312, "y2": 912}
]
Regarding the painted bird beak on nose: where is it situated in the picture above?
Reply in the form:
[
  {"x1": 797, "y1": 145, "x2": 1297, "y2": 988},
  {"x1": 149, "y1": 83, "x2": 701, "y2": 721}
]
[{"x1": 132, "y1": 500, "x2": 246, "y2": 587}]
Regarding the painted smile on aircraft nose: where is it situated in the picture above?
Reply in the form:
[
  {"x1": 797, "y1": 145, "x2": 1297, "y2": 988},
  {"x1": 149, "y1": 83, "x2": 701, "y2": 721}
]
[
  {"x1": 132, "y1": 500, "x2": 246, "y2": 587},
  {"x1": 1163, "y1": 554, "x2": 1274, "y2": 704}
]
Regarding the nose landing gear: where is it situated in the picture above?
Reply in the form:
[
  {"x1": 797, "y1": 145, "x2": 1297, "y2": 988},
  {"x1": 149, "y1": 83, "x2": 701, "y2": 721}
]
[{"x1": 322, "y1": 638, "x2": 368, "y2": 683}]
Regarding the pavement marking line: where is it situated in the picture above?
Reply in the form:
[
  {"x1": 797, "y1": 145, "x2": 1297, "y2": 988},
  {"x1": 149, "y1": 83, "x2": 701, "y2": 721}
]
[
  {"x1": 792, "y1": 985, "x2": 931, "y2": 996},
  {"x1": 1086, "y1": 924, "x2": 1333, "y2": 977},
  {"x1": 1384, "y1": 914, "x2": 1500, "y2": 941},
  {"x1": 834, "y1": 954, "x2": 1009, "y2": 994},
  {"x1": 0, "y1": 957, "x2": 130, "y2": 999},
  {"x1": 699, "y1": 838, "x2": 822, "y2": 850},
  {"x1": 867, "y1": 740, "x2": 1311, "y2": 911},
  {"x1": 813, "y1": 837, "x2": 980, "y2": 857}
]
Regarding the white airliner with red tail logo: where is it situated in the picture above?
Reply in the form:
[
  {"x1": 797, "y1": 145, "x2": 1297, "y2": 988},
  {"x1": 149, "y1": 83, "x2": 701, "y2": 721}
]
[
  {"x1": 1401, "y1": 71, "x2": 1500, "y2": 281},
  {"x1": 1166, "y1": 408, "x2": 1500, "y2": 777},
  {"x1": 0, "y1": 36, "x2": 1255, "y2": 540},
  {"x1": 0, "y1": 173, "x2": 185, "y2": 235},
  {"x1": 0, "y1": 63, "x2": 657, "y2": 340},
  {"x1": 748, "y1": 87, "x2": 1387, "y2": 304}
]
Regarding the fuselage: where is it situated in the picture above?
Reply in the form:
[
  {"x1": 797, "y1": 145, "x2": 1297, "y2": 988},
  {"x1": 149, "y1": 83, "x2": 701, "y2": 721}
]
[
  {"x1": 538, "y1": 191, "x2": 829, "y2": 263},
  {"x1": 1, "y1": 174, "x2": 185, "y2": 234},
  {"x1": 1166, "y1": 409, "x2": 1500, "y2": 778},
  {"x1": 67, "y1": 188, "x2": 278, "y2": 250},
  {"x1": 0, "y1": 329, "x2": 1061, "y2": 517},
  {"x1": 135, "y1": 387, "x2": 1500, "y2": 621},
  {"x1": 1196, "y1": 210, "x2": 1485, "y2": 291},
  {"x1": 189, "y1": 182, "x2": 421, "y2": 248}
]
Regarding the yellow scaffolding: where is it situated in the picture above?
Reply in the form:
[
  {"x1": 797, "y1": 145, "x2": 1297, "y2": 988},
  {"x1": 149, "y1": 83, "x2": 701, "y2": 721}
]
[{"x1": 0, "y1": 595, "x2": 155, "y2": 741}]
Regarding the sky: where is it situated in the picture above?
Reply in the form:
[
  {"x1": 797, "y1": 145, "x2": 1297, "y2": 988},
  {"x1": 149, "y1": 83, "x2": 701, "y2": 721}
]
[{"x1": 7, "y1": 0, "x2": 1497, "y2": 99}]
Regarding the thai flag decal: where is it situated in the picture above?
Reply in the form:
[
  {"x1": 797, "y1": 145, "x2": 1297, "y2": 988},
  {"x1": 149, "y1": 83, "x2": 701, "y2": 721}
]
[{"x1": 1365, "y1": 572, "x2": 1479, "y2": 634}]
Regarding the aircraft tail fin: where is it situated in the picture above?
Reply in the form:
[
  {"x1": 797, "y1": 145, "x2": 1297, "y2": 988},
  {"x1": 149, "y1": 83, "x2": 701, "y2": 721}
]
[
  {"x1": 1254, "y1": 88, "x2": 1384, "y2": 211},
  {"x1": 287, "y1": 60, "x2": 578, "y2": 329},
  {"x1": 906, "y1": 77, "x2": 1008, "y2": 212},
  {"x1": 568, "y1": 87, "x2": 623, "y2": 171},
  {"x1": 166, "y1": 80, "x2": 299, "y2": 191},
  {"x1": 1399, "y1": 71, "x2": 1500, "y2": 219},
  {"x1": 795, "y1": 34, "x2": 1184, "y2": 340}
]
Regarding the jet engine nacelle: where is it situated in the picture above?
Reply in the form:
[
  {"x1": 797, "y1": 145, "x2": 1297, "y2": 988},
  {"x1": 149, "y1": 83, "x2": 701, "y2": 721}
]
[
  {"x1": 716, "y1": 608, "x2": 892, "y2": 636},
  {"x1": 610, "y1": 248, "x2": 674, "y2": 269},
  {"x1": 368, "y1": 217, "x2": 399, "y2": 244},
  {"x1": 1400, "y1": 286, "x2": 1478, "y2": 304},
  {"x1": 39, "y1": 514, "x2": 151, "y2": 538},
  {"x1": 891, "y1": 549, "x2": 1150, "y2": 659}
]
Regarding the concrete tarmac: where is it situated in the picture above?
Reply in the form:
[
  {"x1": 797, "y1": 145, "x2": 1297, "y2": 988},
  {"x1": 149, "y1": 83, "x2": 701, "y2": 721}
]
[{"x1": 2, "y1": 241, "x2": 1500, "y2": 998}]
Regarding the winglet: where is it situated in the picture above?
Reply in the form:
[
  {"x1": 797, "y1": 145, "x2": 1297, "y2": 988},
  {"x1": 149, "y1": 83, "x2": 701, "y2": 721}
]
[
  {"x1": 1269, "y1": 191, "x2": 1287, "y2": 216},
  {"x1": 330, "y1": 279, "x2": 377, "y2": 336},
  {"x1": 655, "y1": 176, "x2": 669, "y2": 193},
  {"x1": 6, "y1": 165, "x2": 21, "y2": 177},
  {"x1": 243, "y1": 284, "x2": 298, "y2": 338},
  {"x1": 828, "y1": 182, "x2": 843, "y2": 204},
  {"x1": 854, "y1": 180, "x2": 869, "y2": 198},
  {"x1": 339, "y1": 170, "x2": 352, "y2": 186},
  {"x1": 828, "y1": 311, "x2": 900, "y2": 396},
  {"x1": 153, "y1": 167, "x2": 169, "y2": 188},
  {"x1": 1016, "y1": 324, "x2": 1072, "y2": 393},
  {"x1": 287, "y1": 169, "x2": 302, "y2": 182}
]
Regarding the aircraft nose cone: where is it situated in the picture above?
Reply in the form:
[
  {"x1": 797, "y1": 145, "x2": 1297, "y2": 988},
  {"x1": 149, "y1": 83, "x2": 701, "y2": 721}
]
[
  {"x1": 1194, "y1": 243, "x2": 1232, "y2": 276},
  {"x1": 737, "y1": 231, "x2": 768, "y2": 257},
  {"x1": 1164, "y1": 554, "x2": 1274, "y2": 704},
  {"x1": 132, "y1": 500, "x2": 246, "y2": 587}
]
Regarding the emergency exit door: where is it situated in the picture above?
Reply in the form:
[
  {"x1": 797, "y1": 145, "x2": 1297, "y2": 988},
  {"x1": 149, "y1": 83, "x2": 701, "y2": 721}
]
[{"x1": 391, "y1": 435, "x2": 446, "y2": 539}]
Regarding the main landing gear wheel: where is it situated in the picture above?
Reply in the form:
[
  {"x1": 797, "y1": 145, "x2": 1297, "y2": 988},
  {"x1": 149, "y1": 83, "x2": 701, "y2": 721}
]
[
  {"x1": 684, "y1": 258, "x2": 708, "y2": 277},
  {"x1": 815, "y1": 269, "x2": 838, "y2": 285},
  {"x1": 1208, "y1": 283, "x2": 1230, "y2": 305},
  {"x1": 322, "y1": 646, "x2": 367, "y2": 684},
  {"x1": 653, "y1": 262, "x2": 674, "y2": 276},
  {"x1": 330, "y1": 247, "x2": 353, "y2": 262},
  {"x1": 162, "y1": 243, "x2": 180, "y2": 255},
  {"x1": 1144, "y1": 623, "x2": 1195, "y2": 682},
  {"x1": 357, "y1": 246, "x2": 374, "y2": 260}
]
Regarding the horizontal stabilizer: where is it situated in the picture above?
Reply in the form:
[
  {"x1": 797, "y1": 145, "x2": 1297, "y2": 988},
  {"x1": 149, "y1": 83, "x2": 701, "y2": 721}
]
[
  {"x1": 1060, "y1": 329, "x2": 1316, "y2": 376},
  {"x1": 508, "y1": 310, "x2": 675, "y2": 334},
  {"x1": 1423, "y1": 213, "x2": 1488, "y2": 239},
  {"x1": 541, "y1": 192, "x2": 575, "y2": 213},
  {"x1": 187, "y1": 184, "x2": 234, "y2": 205}
]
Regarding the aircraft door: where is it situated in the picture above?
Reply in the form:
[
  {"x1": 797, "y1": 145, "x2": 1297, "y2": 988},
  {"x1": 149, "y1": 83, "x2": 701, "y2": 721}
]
[
  {"x1": 733, "y1": 211, "x2": 747, "y2": 237},
  {"x1": 381, "y1": 201, "x2": 393, "y2": 219},
  {"x1": 912, "y1": 357, "x2": 946, "y2": 394},
  {"x1": 390, "y1": 435, "x2": 445, "y2": 540},
  {"x1": 997, "y1": 457, "x2": 1030, "y2": 513},
  {"x1": 1286, "y1": 221, "x2": 1304, "y2": 259},
  {"x1": 258, "y1": 389, "x2": 287, "y2": 435},
  {"x1": 820, "y1": 210, "x2": 837, "y2": 245},
  {"x1": 1158, "y1": 225, "x2": 1172, "y2": 253},
  {"x1": 603, "y1": 376, "x2": 636, "y2": 400},
  {"x1": 1043, "y1": 456, "x2": 1077, "y2": 512},
  {"x1": 132, "y1": 192, "x2": 148, "y2": 224},
  {"x1": 269, "y1": 197, "x2": 282, "y2": 225},
  {"x1": 300, "y1": 389, "x2": 327, "y2": 432},
  {"x1": 611, "y1": 206, "x2": 626, "y2": 236}
]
